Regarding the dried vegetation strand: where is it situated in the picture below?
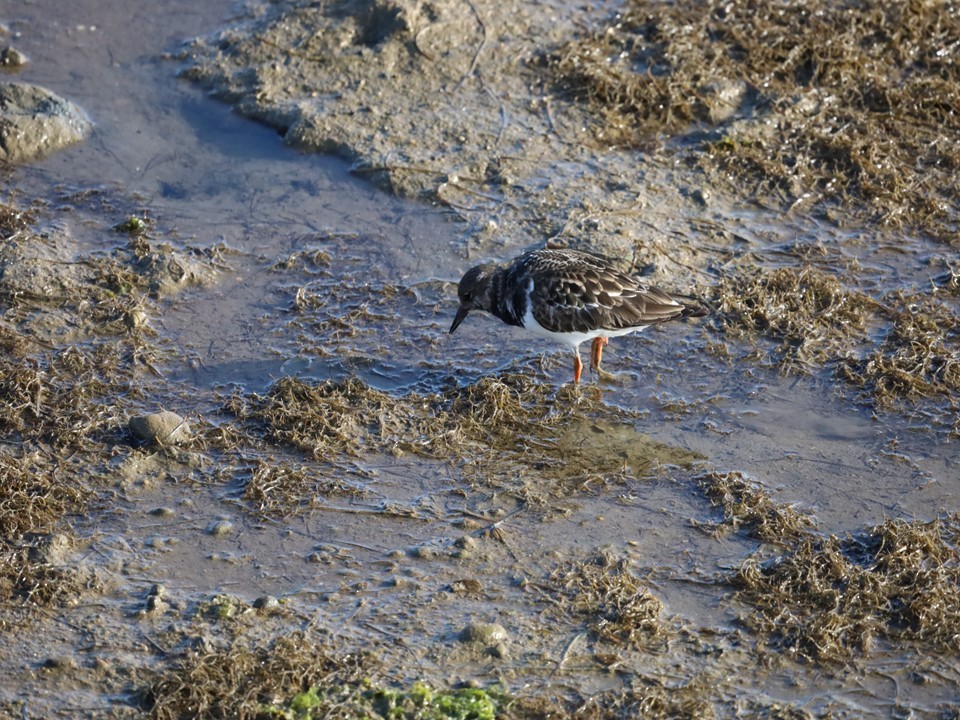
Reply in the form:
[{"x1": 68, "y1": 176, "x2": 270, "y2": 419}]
[
  {"x1": 696, "y1": 471, "x2": 815, "y2": 545},
  {"x1": 839, "y1": 293, "x2": 960, "y2": 410},
  {"x1": 505, "y1": 680, "x2": 715, "y2": 720},
  {"x1": 223, "y1": 374, "x2": 637, "y2": 502},
  {"x1": 0, "y1": 450, "x2": 90, "y2": 625},
  {"x1": 936, "y1": 258, "x2": 960, "y2": 296},
  {"x1": 143, "y1": 633, "x2": 369, "y2": 720},
  {"x1": 550, "y1": 0, "x2": 960, "y2": 239},
  {"x1": 715, "y1": 265, "x2": 874, "y2": 372},
  {"x1": 543, "y1": 551, "x2": 669, "y2": 649},
  {"x1": 734, "y1": 514, "x2": 960, "y2": 661},
  {"x1": 715, "y1": 264, "x2": 960, "y2": 431}
]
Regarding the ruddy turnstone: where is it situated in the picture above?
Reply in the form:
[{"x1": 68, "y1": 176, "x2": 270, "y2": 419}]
[{"x1": 449, "y1": 248, "x2": 707, "y2": 383}]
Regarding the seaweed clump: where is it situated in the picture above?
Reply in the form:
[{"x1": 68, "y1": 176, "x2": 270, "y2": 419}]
[
  {"x1": 549, "y1": 0, "x2": 960, "y2": 239},
  {"x1": 504, "y1": 680, "x2": 715, "y2": 720},
  {"x1": 0, "y1": 453, "x2": 79, "y2": 540},
  {"x1": 0, "y1": 351, "x2": 117, "y2": 616},
  {"x1": 229, "y1": 374, "x2": 567, "y2": 460},
  {"x1": 142, "y1": 633, "x2": 369, "y2": 720},
  {"x1": 0, "y1": 451, "x2": 89, "y2": 625},
  {"x1": 0, "y1": 201, "x2": 35, "y2": 238},
  {"x1": 696, "y1": 471, "x2": 815, "y2": 546},
  {"x1": 695, "y1": 463, "x2": 960, "y2": 662},
  {"x1": 838, "y1": 293, "x2": 960, "y2": 416},
  {"x1": 228, "y1": 376, "x2": 414, "y2": 458},
  {"x1": 223, "y1": 374, "x2": 652, "y2": 511},
  {"x1": 714, "y1": 265, "x2": 873, "y2": 373},
  {"x1": 714, "y1": 264, "x2": 960, "y2": 432},
  {"x1": 0, "y1": 345, "x2": 136, "y2": 449},
  {"x1": 541, "y1": 551, "x2": 668, "y2": 649},
  {"x1": 240, "y1": 458, "x2": 356, "y2": 517},
  {"x1": 734, "y1": 515, "x2": 960, "y2": 661},
  {"x1": 143, "y1": 627, "x2": 500, "y2": 719}
]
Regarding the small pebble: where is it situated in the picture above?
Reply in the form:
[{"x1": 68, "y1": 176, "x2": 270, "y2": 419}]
[
  {"x1": 409, "y1": 544, "x2": 439, "y2": 560},
  {"x1": 43, "y1": 656, "x2": 79, "y2": 671},
  {"x1": 144, "y1": 594, "x2": 166, "y2": 614},
  {"x1": 383, "y1": 576, "x2": 417, "y2": 590},
  {"x1": 0, "y1": 47, "x2": 28, "y2": 68},
  {"x1": 689, "y1": 187, "x2": 710, "y2": 206},
  {"x1": 453, "y1": 535, "x2": 477, "y2": 550},
  {"x1": 28, "y1": 533, "x2": 72, "y2": 564},
  {"x1": 450, "y1": 578, "x2": 483, "y2": 595},
  {"x1": 207, "y1": 520, "x2": 234, "y2": 537},
  {"x1": 253, "y1": 595, "x2": 281, "y2": 613},
  {"x1": 458, "y1": 622, "x2": 508, "y2": 645}
]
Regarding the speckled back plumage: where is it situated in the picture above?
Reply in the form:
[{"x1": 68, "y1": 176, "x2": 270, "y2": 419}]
[{"x1": 504, "y1": 249, "x2": 702, "y2": 334}]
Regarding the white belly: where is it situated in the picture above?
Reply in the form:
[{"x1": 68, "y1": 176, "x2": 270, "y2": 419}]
[{"x1": 521, "y1": 304, "x2": 646, "y2": 350}]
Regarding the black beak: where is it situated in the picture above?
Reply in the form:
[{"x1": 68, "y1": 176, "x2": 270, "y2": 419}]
[{"x1": 449, "y1": 305, "x2": 469, "y2": 334}]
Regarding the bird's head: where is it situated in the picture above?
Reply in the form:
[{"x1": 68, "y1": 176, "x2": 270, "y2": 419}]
[{"x1": 449, "y1": 262, "x2": 496, "y2": 333}]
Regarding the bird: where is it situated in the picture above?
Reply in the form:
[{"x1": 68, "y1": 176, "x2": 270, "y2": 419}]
[{"x1": 449, "y1": 248, "x2": 708, "y2": 383}]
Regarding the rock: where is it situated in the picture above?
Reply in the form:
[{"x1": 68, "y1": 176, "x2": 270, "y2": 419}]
[
  {"x1": 188, "y1": 634, "x2": 215, "y2": 654},
  {"x1": 253, "y1": 595, "x2": 281, "y2": 613},
  {"x1": 136, "y1": 584, "x2": 169, "y2": 616},
  {"x1": 0, "y1": 82, "x2": 92, "y2": 162},
  {"x1": 453, "y1": 535, "x2": 477, "y2": 550},
  {"x1": 144, "y1": 594, "x2": 167, "y2": 614},
  {"x1": 458, "y1": 622, "x2": 510, "y2": 660},
  {"x1": 27, "y1": 533, "x2": 73, "y2": 564},
  {"x1": 451, "y1": 534, "x2": 478, "y2": 559},
  {"x1": 0, "y1": 47, "x2": 28, "y2": 68},
  {"x1": 688, "y1": 187, "x2": 711, "y2": 207},
  {"x1": 129, "y1": 411, "x2": 190, "y2": 446},
  {"x1": 43, "y1": 656, "x2": 79, "y2": 671},
  {"x1": 450, "y1": 578, "x2": 483, "y2": 595},
  {"x1": 409, "y1": 543, "x2": 440, "y2": 560},
  {"x1": 207, "y1": 519, "x2": 234, "y2": 537},
  {"x1": 458, "y1": 622, "x2": 508, "y2": 645}
]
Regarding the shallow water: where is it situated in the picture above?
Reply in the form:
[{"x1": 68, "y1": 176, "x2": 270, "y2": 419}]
[{"x1": 3, "y1": 0, "x2": 959, "y2": 717}]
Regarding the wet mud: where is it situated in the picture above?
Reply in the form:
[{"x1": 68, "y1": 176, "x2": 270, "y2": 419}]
[{"x1": 0, "y1": 0, "x2": 959, "y2": 718}]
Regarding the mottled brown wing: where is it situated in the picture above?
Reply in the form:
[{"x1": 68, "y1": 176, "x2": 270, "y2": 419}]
[
  {"x1": 528, "y1": 273, "x2": 606, "y2": 334},
  {"x1": 524, "y1": 252, "x2": 687, "y2": 334}
]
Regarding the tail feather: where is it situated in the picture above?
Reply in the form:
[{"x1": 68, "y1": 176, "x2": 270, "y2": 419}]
[
  {"x1": 681, "y1": 304, "x2": 710, "y2": 319},
  {"x1": 675, "y1": 295, "x2": 711, "y2": 319}
]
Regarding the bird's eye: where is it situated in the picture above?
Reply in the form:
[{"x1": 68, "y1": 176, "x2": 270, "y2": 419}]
[{"x1": 462, "y1": 292, "x2": 473, "y2": 302}]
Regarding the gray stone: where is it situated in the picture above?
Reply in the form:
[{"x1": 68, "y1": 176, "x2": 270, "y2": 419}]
[
  {"x1": 28, "y1": 533, "x2": 73, "y2": 564},
  {"x1": 129, "y1": 411, "x2": 190, "y2": 446},
  {"x1": 0, "y1": 47, "x2": 28, "y2": 68},
  {"x1": 0, "y1": 82, "x2": 92, "y2": 163}
]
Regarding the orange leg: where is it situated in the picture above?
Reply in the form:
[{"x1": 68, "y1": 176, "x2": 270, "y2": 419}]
[
  {"x1": 590, "y1": 337, "x2": 608, "y2": 372},
  {"x1": 573, "y1": 351, "x2": 583, "y2": 383}
]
